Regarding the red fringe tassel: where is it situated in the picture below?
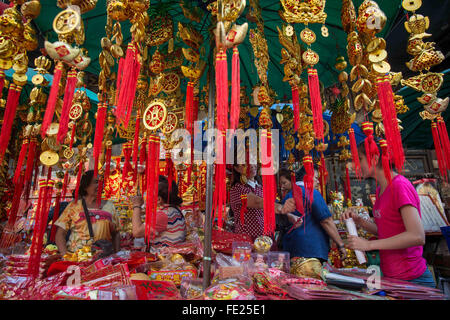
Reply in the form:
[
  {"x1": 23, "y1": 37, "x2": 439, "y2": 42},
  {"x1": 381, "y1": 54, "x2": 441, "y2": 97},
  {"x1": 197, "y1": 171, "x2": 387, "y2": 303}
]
[
  {"x1": 185, "y1": 81, "x2": 194, "y2": 134},
  {"x1": 361, "y1": 122, "x2": 379, "y2": 170},
  {"x1": 437, "y1": 116, "x2": 450, "y2": 170},
  {"x1": 292, "y1": 85, "x2": 300, "y2": 132},
  {"x1": 212, "y1": 130, "x2": 227, "y2": 229},
  {"x1": 93, "y1": 103, "x2": 107, "y2": 178},
  {"x1": 307, "y1": 68, "x2": 324, "y2": 141},
  {"x1": 303, "y1": 155, "x2": 314, "y2": 204},
  {"x1": 0, "y1": 84, "x2": 22, "y2": 163},
  {"x1": 57, "y1": 69, "x2": 78, "y2": 144},
  {"x1": 261, "y1": 130, "x2": 276, "y2": 235},
  {"x1": 132, "y1": 112, "x2": 141, "y2": 183},
  {"x1": 104, "y1": 146, "x2": 112, "y2": 185},
  {"x1": 145, "y1": 135, "x2": 160, "y2": 245},
  {"x1": 345, "y1": 165, "x2": 352, "y2": 205},
  {"x1": 240, "y1": 194, "x2": 247, "y2": 225},
  {"x1": 74, "y1": 161, "x2": 84, "y2": 202},
  {"x1": 291, "y1": 172, "x2": 304, "y2": 216},
  {"x1": 230, "y1": 47, "x2": 241, "y2": 130},
  {"x1": 61, "y1": 171, "x2": 69, "y2": 201},
  {"x1": 41, "y1": 62, "x2": 63, "y2": 138},
  {"x1": 349, "y1": 128, "x2": 362, "y2": 179},
  {"x1": 49, "y1": 192, "x2": 62, "y2": 243},
  {"x1": 376, "y1": 77, "x2": 405, "y2": 172},
  {"x1": 215, "y1": 49, "x2": 228, "y2": 131},
  {"x1": 379, "y1": 139, "x2": 392, "y2": 184},
  {"x1": 23, "y1": 138, "x2": 37, "y2": 201},
  {"x1": 431, "y1": 122, "x2": 448, "y2": 182},
  {"x1": 13, "y1": 138, "x2": 29, "y2": 185}
]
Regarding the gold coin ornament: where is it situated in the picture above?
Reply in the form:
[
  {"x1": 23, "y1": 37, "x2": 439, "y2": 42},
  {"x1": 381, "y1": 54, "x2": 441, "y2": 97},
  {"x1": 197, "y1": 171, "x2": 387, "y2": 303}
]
[
  {"x1": 302, "y1": 49, "x2": 319, "y2": 66},
  {"x1": 368, "y1": 49, "x2": 387, "y2": 63},
  {"x1": 300, "y1": 28, "x2": 316, "y2": 45},
  {"x1": 40, "y1": 150, "x2": 60, "y2": 166},
  {"x1": 321, "y1": 25, "x2": 329, "y2": 37},
  {"x1": 69, "y1": 103, "x2": 83, "y2": 120},
  {"x1": 402, "y1": 0, "x2": 422, "y2": 11},
  {"x1": 285, "y1": 25, "x2": 294, "y2": 37},
  {"x1": 372, "y1": 61, "x2": 391, "y2": 74},
  {"x1": 366, "y1": 37, "x2": 386, "y2": 53},
  {"x1": 143, "y1": 100, "x2": 168, "y2": 131},
  {"x1": 162, "y1": 112, "x2": 178, "y2": 134},
  {"x1": 63, "y1": 147, "x2": 74, "y2": 159},
  {"x1": 31, "y1": 74, "x2": 46, "y2": 86},
  {"x1": 47, "y1": 123, "x2": 59, "y2": 136},
  {"x1": 162, "y1": 72, "x2": 181, "y2": 94},
  {"x1": 53, "y1": 8, "x2": 81, "y2": 35},
  {"x1": 0, "y1": 58, "x2": 12, "y2": 70}
]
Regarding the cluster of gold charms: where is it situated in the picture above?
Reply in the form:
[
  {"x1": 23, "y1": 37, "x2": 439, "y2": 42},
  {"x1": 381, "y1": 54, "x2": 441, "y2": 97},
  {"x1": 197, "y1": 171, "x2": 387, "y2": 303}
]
[{"x1": 400, "y1": 0, "x2": 447, "y2": 122}]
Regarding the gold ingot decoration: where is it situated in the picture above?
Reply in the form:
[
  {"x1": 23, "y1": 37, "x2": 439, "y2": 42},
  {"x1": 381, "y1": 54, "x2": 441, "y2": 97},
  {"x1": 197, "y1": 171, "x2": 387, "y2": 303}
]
[
  {"x1": 279, "y1": 0, "x2": 327, "y2": 24},
  {"x1": 177, "y1": 22, "x2": 203, "y2": 50}
]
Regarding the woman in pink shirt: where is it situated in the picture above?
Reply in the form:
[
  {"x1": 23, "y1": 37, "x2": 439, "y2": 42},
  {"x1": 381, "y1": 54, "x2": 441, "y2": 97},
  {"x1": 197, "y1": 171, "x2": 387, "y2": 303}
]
[{"x1": 342, "y1": 139, "x2": 435, "y2": 288}]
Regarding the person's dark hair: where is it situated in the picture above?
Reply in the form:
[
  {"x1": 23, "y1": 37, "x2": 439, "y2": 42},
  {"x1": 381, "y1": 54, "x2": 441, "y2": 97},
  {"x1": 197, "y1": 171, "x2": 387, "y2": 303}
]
[
  {"x1": 295, "y1": 163, "x2": 319, "y2": 181},
  {"x1": 356, "y1": 138, "x2": 383, "y2": 168},
  {"x1": 73, "y1": 169, "x2": 95, "y2": 198},
  {"x1": 158, "y1": 175, "x2": 183, "y2": 207},
  {"x1": 278, "y1": 168, "x2": 292, "y2": 181}
]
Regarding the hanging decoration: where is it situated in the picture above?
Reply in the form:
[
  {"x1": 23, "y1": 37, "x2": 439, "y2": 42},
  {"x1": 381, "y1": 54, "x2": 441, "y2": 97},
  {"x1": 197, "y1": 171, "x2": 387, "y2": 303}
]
[{"x1": 401, "y1": 0, "x2": 449, "y2": 181}]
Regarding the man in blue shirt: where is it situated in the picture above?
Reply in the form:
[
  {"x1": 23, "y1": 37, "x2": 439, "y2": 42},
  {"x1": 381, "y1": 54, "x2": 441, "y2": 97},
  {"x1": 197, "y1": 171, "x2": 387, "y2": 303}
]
[{"x1": 278, "y1": 167, "x2": 347, "y2": 263}]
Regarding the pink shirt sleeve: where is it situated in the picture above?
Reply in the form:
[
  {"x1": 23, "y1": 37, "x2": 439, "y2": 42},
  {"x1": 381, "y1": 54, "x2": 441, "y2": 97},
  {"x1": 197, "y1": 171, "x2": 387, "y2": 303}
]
[{"x1": 392, "y1": 177, "x2": 420, "y2": 214}]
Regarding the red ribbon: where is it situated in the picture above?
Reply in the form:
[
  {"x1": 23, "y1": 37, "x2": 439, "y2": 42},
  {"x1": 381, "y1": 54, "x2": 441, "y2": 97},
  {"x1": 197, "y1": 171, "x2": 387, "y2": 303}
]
[
  {"x1": 57, "y1": 69, "x2": 78, "y2": 144},
  {"x1": 41, "y1": 62, "x2": 63, "y2": 139},
  {"x1": 0, "y1": 84, "x2": 22, "y2": 163},
  {"x1": 93, "y1": 103, "x2": 108, "y2": 177},
  {"x1": 230, "y1": 47, "x2": 241, "y2": 130},
  {"x1": 307, "y1": 68, "x2": 324, "y2": 141}
]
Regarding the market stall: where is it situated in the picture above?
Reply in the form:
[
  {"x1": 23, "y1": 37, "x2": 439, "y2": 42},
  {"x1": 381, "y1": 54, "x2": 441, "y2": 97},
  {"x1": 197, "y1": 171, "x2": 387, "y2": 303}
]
[{"x1": 0, "y1": 0, "x2": 449, "y2": 301}]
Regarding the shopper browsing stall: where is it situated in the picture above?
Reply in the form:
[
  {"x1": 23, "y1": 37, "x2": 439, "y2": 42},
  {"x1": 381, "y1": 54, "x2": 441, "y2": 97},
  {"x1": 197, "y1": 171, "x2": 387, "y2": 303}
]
[
  {"x1": 278, "y1": 167, "x2": 347, "y2": 263},
  {"x1": 229, "y1": 164, "x2": 296, "y2": 240},
  {"x1": 130, "y1": 175, "x2": 186, "y2": 247},
  {"x1": 341, "y1": 139, "x2": 435, "y2": 288},
  {"x1": 54, "y1": 170, "x2": 120, "y2": 255}
]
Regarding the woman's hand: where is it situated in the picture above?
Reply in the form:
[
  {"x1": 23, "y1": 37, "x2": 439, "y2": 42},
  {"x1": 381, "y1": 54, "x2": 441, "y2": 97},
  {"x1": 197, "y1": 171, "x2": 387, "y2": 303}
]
[
  {"x1": 131, "y1": 195, "x2": 144, "y2": 208},
  {"x1": 340, "y1": 208, "x2": 363, "y2": 226},
  {"x1": 281, "y1": 198, "x2": 296, "y2": 214},
  {"x1": 346, "y1": 235, "x2": 372, "y2": 252},
  {"x1": 339, "y1": 246, "x2": 348, "y2": 260}
]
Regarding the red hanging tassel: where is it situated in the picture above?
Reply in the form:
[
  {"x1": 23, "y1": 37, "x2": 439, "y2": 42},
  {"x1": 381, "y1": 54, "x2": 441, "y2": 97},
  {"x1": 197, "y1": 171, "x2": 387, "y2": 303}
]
[
  {"x1": 230, "y1": 47, "x2": 241, "y2": 130},
  {"x1": 165, "y1": 151, "x2": 175, "y2": 203},
  {"x1": 319, "y1": 152, "x2": 328, "y2": 197},
  {"x1": 116, "y1": 43, "x2": 141, "y2": 128},
  {"x1": 104, "y1": 145, "x2": 112, "y2": 185},
  {"x1": 74, "y1": 161, "x2": 84, "y2": 202},
  {"x1": 93, "y1": 103, "x2": 107, "y2": 177},
  {"x1": 437, "y1": 116, "x2": 450, "y2": 169},
  {"x1": 69, "y1": 122, "x2": 76, "y2": 150},
  {"x1": 132, "y1": 112, "x2": 141, "y2": 183},
  {"x1": 121, "y1": 142, "x2": 133, "y2": 190},
  {"x1": 57, "y1": 69, "x2": 78, "y2": 144},
  {"x1": 61, "y1": 171, "x2": 69, "y2": 201},
  {"x1": 0, "y1": 84, "x2": 21, "y2": 163},
  {"x1": 6, "y1": 173, "x2": 25, "y2": 229},
  {"x1": 345, "y1": 165, "x2": 352, "y2": 205},
  {"x1": 115, "y1": 58, "x2": 124, "y2": 110},
  {"x1": 185, "y1": 81, "x2": 194, "y2": 134},
  {"x1": 139, "y1": 136, "x2": 147, "y2": 166},
  {"x1": 303, "y1": 155, "x2": 315, "y2": 204},
  {"x1": 291, "y1": 172, "x2": 304, "y2": 216},
  {"x1": 291, "y1": 85, "x2": 300, "y2": 132},
  {"x1": 49, "y1": 191, "x2": 62, "y2": 243},
  {"x1": 348, "y1": 128, "x2": 362, "y2": 179},
  {"x1": 376, "y1": 77, "x2": 405, "y2": 172},
  {"x1": 41, "y1": 62, "x2": 64, "y2": 138},
  {"x1": 27, "y1": 178, "x2": 45, "y2": 278},
  {"x1": 307, "y1": 68, "x2": 324, "y2": 141},
  {"x1": 215, "y1": 49, "x2": 228, "y2": 131},
  {"x1": 240, "y1": 194, "x2": 247, "y2": 225},
  {"x1": 145, "y1": 135, "x2": 160, "y2": 245},
  {"x1": 361, "y1": 122, "x2": 379, "y2": 170},
  {"x1": 27, "y1": 167, "x2": 52, "y2": 279},
  {"x1": 431, "y1": 121, "x2": 448, "y2": 182},
  {"x1": 13, "y1": 138, "x2": 29, "y2": 185},
  {"x1": 261, "y1": 130, "x2": 276, "y2": 235},
  {"x1": 23, "y1": 138, "x2": 37, "y2": 200},
  {"x1": 379, "y1": 139, "x2": 392, "y2": 184},
  {"x1": 212, "y1": 130, "x2": 227, "y2": 229}
]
